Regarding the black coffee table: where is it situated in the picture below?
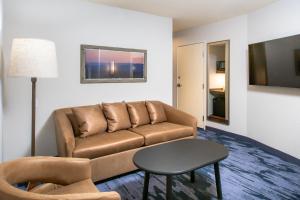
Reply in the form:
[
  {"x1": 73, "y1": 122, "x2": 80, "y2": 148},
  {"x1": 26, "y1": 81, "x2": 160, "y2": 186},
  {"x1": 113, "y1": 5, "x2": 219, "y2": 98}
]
[{"x1": 133, "y1": 139, "x2": 229, "y2": 200}]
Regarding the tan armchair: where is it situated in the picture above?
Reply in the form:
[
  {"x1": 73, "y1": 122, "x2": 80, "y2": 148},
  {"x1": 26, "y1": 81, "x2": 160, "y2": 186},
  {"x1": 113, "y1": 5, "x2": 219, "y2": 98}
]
[{"x1": 0, "y1": 157, "x2": 121, "y2": 200}]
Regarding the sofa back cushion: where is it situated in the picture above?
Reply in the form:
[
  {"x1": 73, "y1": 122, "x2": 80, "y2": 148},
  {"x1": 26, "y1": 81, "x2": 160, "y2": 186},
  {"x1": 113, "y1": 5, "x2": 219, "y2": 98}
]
[
  {"x1": 72, "y1": 105, "x2": 107, "y2": 137},
  {"x1": 146, "y1": 101, "x2": 167, "y2": 124},
  {"x1": 127, "y1": 101, "x2": 150, "y2": 128},
  {"x1": 102, "y1": 102, "x2": 131, "y2": 132}
]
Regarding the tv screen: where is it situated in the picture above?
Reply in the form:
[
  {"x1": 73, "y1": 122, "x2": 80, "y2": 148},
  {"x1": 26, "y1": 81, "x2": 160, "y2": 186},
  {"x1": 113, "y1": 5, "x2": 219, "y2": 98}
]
[{"x1": 249, "y1": 34, "x2": 300, "y2": 88}]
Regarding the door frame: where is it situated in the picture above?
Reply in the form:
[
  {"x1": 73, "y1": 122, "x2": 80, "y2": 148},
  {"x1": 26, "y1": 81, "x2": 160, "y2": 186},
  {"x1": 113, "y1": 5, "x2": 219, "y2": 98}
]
[{"x1": 175, "y1": 42, "x2": 207, "y2": 129}]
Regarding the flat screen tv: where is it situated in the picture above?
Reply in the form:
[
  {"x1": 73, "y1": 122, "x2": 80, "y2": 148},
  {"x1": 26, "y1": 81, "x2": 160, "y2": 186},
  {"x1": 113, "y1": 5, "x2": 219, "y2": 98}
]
[{"x1": 249, "y1": 34, "x2": 300, "y2": 88}]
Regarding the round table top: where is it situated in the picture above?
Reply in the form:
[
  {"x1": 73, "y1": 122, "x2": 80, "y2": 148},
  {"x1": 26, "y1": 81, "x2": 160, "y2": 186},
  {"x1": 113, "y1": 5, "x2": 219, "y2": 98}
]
[{"x1": 133, "y1": 139, "x2": 229, "y2": 175}]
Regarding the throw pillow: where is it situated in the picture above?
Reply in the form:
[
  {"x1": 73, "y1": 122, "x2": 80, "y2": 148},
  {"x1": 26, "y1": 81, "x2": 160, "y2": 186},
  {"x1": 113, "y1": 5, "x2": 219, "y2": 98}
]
[
  {"x1": 72, "y1": 105, "x2": 107, "y2": 137},
  {"x1": 127, "y1": 101, "x2": 150, "y2": 128},
  {"x1": 146, "y1": 101, "x2": 167, "y2": 124},
  {"x1": 102, "y1": 102, "x2": 132, "y2": 132}
]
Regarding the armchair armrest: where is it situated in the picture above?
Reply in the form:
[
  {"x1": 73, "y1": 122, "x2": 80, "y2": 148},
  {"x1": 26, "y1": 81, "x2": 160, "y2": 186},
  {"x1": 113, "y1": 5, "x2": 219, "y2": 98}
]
[
  {"x1": 54, "y1": 109, "x2": 76, "y2": 157},
  {"x1": 162, "y1": 103, "x2": 198, "y2": 137},
  {"x1": 0, "y1": 157, "x2": 121, "y2": 200},
  {"x1": 53, "y1": 192, "x2": 121, "y2": 200},
  {"x1": 3, "y1": 157, "x2": 92, "y2": 185}
]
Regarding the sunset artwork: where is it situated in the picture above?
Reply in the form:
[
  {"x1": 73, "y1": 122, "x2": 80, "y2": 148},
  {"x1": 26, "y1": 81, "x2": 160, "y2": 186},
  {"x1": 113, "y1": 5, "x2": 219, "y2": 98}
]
[{"x1": 81, "y1": 45, "x2": 147, "y2": 83}]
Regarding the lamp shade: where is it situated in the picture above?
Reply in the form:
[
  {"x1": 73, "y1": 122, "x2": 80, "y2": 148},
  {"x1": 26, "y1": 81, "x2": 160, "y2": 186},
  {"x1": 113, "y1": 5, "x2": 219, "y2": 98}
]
[{"x1": 9, "y1": 38, "x2": 58, "y2": 78}]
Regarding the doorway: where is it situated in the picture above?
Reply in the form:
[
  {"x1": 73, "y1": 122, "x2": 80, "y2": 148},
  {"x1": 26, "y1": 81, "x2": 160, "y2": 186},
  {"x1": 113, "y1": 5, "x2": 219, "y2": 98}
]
[
  {"x1": 176, "y1": 43, "x2": 205, "y2": 128},
  {"x1": 207, "y1": 40, "x2": 230, "y2": 125}
]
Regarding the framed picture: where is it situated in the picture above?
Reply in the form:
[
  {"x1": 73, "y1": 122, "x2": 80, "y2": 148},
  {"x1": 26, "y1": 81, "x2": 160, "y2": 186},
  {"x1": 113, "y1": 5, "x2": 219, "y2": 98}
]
[
  {"x1": 216, "y1": 61, "x2": 225, "y2": 73},
  {"x1": 81, "y1": 45, "x2": 147, "y2": 83}
]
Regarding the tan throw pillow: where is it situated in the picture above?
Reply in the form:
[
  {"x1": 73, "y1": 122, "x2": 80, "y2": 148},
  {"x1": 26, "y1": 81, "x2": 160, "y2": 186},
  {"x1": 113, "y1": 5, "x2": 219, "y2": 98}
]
[
  {"x1": 127, "y1": 101, "x2": 150, "y2": 128},
  {"x1": 146, "y1": 101, "x2": 167, "y2": 124},
  {"x1": 72, "y1": 105, "x2": 107, "y2": 137},
  {"x1": 102, "y1": 102, "x2": 131, "y2": 132},
  {"x1": 67, "y1": 113, "x2": 81, "y2": 137}
]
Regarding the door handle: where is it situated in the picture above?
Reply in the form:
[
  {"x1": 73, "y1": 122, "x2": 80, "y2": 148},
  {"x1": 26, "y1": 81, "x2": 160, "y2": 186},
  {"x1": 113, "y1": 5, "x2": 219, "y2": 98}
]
[{"x1": 177, "y1": 83, "x2": 182, "y2": 87}]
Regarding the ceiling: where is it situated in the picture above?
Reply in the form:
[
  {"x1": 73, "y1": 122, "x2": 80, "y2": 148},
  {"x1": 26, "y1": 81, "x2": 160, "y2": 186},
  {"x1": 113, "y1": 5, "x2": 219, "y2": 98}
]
[{"x1": 89, "y1": 0, "x2": 277, "y2": 32}]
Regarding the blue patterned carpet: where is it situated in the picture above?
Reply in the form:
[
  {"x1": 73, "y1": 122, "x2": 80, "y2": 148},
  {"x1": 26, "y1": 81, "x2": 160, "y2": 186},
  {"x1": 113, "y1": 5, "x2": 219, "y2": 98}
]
[{"x1": 97, "y1": 128, "x2": 300, "y2": 200}]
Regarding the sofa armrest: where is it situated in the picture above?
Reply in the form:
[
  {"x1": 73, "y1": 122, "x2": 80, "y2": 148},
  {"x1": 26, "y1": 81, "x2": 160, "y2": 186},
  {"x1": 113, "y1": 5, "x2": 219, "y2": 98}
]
[
  {"x1": 54, "y1": 109, "x2": 75, "y2": 157},
  {"x1": 162, "y1": 103, "x2": 198, "y2": 137}
]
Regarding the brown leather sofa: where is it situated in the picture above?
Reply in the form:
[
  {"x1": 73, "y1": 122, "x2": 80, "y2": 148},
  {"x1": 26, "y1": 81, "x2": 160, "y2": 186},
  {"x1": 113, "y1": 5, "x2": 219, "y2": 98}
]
[
  {"x1": 54, "y1": 101, "x2": 197, "y2": 182},
  {"x1": 0, "y1": 157, "x2": 120, "y2": 200}
]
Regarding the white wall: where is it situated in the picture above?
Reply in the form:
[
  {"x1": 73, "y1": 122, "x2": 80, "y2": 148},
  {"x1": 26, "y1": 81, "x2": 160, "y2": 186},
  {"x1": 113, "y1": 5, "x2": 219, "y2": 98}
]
[
  {"x1": 175, "y1": 0, "x2": 300, "y2": 158},
  {"x1": 247, "y1": 0, "x2": 300, "y2": 158},
  {"x1": 174, "y1": 16, "x2": 248, "y2": 136},
  {"x1": 2, "y1": 0, "x2": 172, "y2": 161}
]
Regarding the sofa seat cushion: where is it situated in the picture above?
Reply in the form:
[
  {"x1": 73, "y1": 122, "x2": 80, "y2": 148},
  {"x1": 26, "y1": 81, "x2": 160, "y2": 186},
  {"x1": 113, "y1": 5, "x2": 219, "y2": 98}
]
[
  {"x1": 31, "y1": 179, "x2": 99, "y2": 195},
  {"x1": 73, "y1": 130, "x2": 144, "y2": 159},
  {"x1": 129, "y1": 122, "x2": 193, "y2": 146}
]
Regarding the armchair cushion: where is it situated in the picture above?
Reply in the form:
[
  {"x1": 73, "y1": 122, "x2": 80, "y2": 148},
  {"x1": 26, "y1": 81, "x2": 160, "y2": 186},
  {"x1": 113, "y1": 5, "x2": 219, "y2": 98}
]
[
  {"x1": 127, "y1": 101, "x2": 150, "y2": 128},
  {"x1": 102, "y1": 102, "x2": 131, "y2": 132},
  {"x1": 72, "y1": 105, "x2": 107, "y2": 138},
  {"x1": 31, "y1": 179, "x2": 98, "y2": 195},
  {"x1": 129, "y1": 122, "x2": 193, "y2": 145},
  {"x1": 146, "y1": 101, "x2": 167, "y2": 124},
  {"x1": 47, "y1": 179, "x2": 98, "y2": 195},
  {"x1": 73, "y1": 130, "x2": 144, "y2": 159}
]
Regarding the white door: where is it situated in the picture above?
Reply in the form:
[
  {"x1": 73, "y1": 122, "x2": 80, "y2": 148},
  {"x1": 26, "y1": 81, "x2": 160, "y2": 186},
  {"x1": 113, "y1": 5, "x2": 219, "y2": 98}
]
[{"x1": 177, "y1": 43, "x2": 205, "y2": 128}]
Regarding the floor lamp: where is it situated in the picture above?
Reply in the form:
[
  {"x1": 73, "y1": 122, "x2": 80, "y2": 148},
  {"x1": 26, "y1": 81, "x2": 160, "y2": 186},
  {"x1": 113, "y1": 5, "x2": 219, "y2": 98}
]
[{"x1": 9, "y1": 38, "x2": 58, "y2": 156}]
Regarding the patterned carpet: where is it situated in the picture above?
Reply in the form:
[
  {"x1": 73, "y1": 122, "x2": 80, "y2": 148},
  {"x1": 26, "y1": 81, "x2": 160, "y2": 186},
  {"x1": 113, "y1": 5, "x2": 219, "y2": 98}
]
[{"x1": 97, "y1": 128, "x2": 300, "y2": 200}]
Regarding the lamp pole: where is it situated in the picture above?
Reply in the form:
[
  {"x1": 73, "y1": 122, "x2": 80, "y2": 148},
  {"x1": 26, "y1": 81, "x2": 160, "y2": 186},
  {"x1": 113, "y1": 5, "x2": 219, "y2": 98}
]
[{"x1": 31, "y1": 77, "x2": 37, "y2": 156}]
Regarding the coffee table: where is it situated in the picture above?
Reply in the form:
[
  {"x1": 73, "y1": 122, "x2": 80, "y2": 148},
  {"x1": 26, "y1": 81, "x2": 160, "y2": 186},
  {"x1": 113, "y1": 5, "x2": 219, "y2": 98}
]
[{"x1": 133, "y1": 139, "x2": 229, "y2": 200}]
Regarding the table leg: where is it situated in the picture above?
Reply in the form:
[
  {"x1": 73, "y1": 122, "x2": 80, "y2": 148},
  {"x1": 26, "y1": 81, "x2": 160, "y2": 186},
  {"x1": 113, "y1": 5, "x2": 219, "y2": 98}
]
[
  {"x1": 143, "y1": 172, "x2": 150, "y2": 200},
  {"x1": 166, "y1": 175, "x2": 173, "y2": 200},
  {"x1": 214, "y1": 162, "x2": 222, "y2": 199},
  {"x1": 190, "y1": 170, "x2": 195, "y2": 183}
]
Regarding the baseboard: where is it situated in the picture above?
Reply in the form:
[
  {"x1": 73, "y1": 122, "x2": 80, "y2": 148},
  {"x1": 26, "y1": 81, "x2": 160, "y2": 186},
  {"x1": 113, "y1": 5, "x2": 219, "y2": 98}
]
[{"x1": 201, "y1": 126, "x2": 300, "y2": 166}]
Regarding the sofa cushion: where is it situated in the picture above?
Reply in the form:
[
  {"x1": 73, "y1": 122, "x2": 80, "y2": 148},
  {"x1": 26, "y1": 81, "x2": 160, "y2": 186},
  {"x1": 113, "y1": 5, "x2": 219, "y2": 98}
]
[
  {"x1": 73, "y1": 130, "x2": 144, "y2": 159},
  {"x1": 146, "y1": 101, "x2": 167, "y2": 124},
  {"x1": 72, "y1": 105, "x2": 107, "y2": 138},
  {"x1": 127, "y1": 101, "x2": 150, "y2": 128},
  {"x1": 129, "y1": 122, "x2": 193, "y2": 146},
  {"x1": 102, "y1": 102, "x2": 131, "y2": 132}
]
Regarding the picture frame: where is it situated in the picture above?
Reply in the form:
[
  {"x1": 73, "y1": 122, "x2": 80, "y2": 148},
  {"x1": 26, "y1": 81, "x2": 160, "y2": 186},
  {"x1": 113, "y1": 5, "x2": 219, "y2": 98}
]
[
  {"x1": 216, "y1": 60, "x2": 225, "y2": 73},
  {"x1": 80, "y1": 45, "x2": 147, "y2": 83}
]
